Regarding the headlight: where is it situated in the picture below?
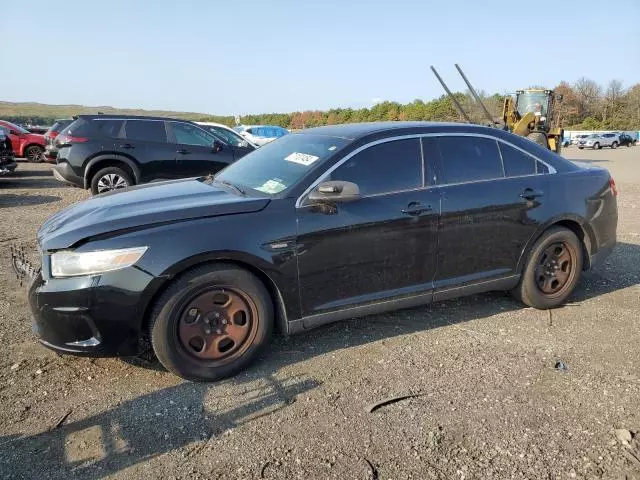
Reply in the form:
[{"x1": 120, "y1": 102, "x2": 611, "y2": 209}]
[{"x1": 51, "y1": 247, "x2": 148, "y2": 278}]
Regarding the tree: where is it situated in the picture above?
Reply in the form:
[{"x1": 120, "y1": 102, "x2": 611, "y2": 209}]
[{"x1": 573, "y1": 77, "x2": 602, "y2": 118}]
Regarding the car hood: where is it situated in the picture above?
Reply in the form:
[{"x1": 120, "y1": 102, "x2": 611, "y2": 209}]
[{"x1": 37, "y1": 178, "x2": 270, "y2": 250}]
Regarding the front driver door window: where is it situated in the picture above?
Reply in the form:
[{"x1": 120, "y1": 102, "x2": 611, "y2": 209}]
[
  {"x1": 296, "y1": 138, "x2": 440, "y2": 317},
  {"x1": 170, "y1": 122, "x2": 234, "y2": 177}
]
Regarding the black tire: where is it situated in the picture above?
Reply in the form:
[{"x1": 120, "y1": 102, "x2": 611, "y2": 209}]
[
  {"x1": 578, "y1": 147, "x2": 584, "y2": 149},
  {"x1": 611, "y1": 141, "x2": 618, "y2": 149},
  {"x1": 149, "y1": 264, "x2": 273, "y2": 382},
  {"x1": 90, "y1": 166, "x2": 133, "y2": 195},
  {"x1": 594, "y1": 142, "x2": 601, "y2": 150},
  {"x1": 512, "y1": 227, "x2": 583, "y2": 309},
  {"x1": 526, "y1": 132, "x2": 548, "y2": 149},
  {"x1": 24, "y1": 145, "x2": 44, "y2": 163}
]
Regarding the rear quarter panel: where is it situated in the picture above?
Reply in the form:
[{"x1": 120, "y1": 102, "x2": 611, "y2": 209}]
[{"x1": 519, "y1": 166, "x2": 617, "y2": 270}]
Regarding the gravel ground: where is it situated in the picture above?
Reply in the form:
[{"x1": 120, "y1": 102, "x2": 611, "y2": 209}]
[{"x1": 0, "y1": 147, "x2": 639, "y2": 480}]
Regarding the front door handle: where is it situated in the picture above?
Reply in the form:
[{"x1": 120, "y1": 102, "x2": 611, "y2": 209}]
[
  {"x1": 401, "y1": 202, "x2": 432, "y2": 216},
  {"x1": 177, "y1": 149, "x2": 190, "y2": 154},
  {"x1": 119, "y1": 143, "x2": 135, "y2": 149},
  {"x1": 520, "y1": 188, "x2": 544, "y2": 200}
]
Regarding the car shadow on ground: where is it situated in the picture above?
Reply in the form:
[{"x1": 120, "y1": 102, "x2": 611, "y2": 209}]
[
  {"x1": 0, "y1": 193, "x2": 62, "y2": 207},
  {"x1": 0, "y1": 242, "x2": 637, "y2": 478},
  {"x1": 1, "y1": 167, "x2": 66, "y2": 190},
  {"x1": 0, "y1": 373, "x2": 320, "y2": 479}
]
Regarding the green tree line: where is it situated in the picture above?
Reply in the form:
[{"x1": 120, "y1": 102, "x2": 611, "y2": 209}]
[{"x1": 3, "y1": 78, "x2": 639, "y2": 130}]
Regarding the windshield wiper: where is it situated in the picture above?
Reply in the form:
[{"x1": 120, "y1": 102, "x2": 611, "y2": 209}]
[{"x1": 214, "y1": 178, "x2": 246, "y2": 196}]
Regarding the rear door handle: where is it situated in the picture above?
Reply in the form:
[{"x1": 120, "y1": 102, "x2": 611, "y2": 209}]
[
  {"x1": 177, "y1": 149, "x2": 190, "y2": 154},
  {"x1": 119, "y1": 143, "x2": 135, "y2": 149},
  {"x1": 520, "y1": 188, "x2": 544, "y2": 200},
  {"x1": 401, "y1": 202, "x2": 432, "y2": 216}
]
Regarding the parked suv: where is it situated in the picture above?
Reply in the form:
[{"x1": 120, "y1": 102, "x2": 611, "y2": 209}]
[
  {"x1": 52, "y1": 115, "x2": 244, "y2": 194},
  {"x1": 578, "y1": 133, "x2": 619, "y2": 149},
  {"x1": 0, "y1": 120, "x2": 46, "y2": 162},
  {"x1": 44, "y1": 119, "x2": 74, "y2": 161},
  {"x1": 0, "y1": 127, "x2": 17, "y2": 175},
  {"x1": 617, "y1": 133, "x2": 637, "y2": 147}
]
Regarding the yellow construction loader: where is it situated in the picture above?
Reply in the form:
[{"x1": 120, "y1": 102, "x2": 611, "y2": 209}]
[{"x1": 431, "y1": 65, "x2": 564, "y2": 153}]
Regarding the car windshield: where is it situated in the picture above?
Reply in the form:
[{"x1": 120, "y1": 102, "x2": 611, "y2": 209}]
[
  {"x1": 587, "y1": 134, "x2": 599, "y2": 138},
  {"x1": 202, "y1": 125, "x2": 246, "y2": 147},
  {"x1": 5, "y1": 121, "x2": 29, "y2": 134},
  {"x1": 214, "y1": 133, "x2": 348, "y2": 196}
]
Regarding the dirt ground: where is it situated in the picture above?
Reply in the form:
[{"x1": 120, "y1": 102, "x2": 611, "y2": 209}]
[{"x1": 0, "y1": 146, "x2": 639, "y2": 480}]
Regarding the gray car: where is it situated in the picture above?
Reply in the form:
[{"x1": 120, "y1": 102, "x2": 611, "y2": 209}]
[{"x1": 578, "y1": 133, "x2": 619, "y2": 149}]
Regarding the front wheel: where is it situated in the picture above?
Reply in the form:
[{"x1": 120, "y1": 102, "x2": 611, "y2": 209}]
[
  {"x1": 594, "y1": 142, "x2": 601, "y2": 150},
  {"x1": 24, "y1": 145, "x2": 44, "y2": 163},
  {"x1": 611, "y1": 141, "x2": 618, "y2": 149},
  {"x1": 526, "y1": 132, "x2": 548, "y2": 149},
  {"x1": 149, "y1": 265, "x2": 273, "y2": 382},
  {"x1": 512, "y1": 227, "x2": 583, "y2": 309}
]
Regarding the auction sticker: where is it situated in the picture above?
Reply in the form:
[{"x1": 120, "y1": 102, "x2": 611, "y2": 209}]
[
  {"x1": 256, "y1": 179, "x2": 286, "y2": 194},
  {"x1": 285, "y1": 152, "x2": 319, "y2": 166}
]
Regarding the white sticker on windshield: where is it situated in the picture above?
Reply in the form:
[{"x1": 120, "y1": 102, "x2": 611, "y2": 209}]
[
  {"x1": 285, "y1": 152, "x2": 319, "y2": 166},
  {"x1": 256, "y1": 179, "x2": 286, "y2": 194}
]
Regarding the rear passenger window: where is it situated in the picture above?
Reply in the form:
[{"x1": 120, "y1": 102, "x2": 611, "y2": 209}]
[
  {"x1": 433, "y1": 136, "x2": 503, "y2": 184},
  {"x1": 499, "y1": 142, "x2": 536, "y2": 177},
  {"x1": 92, "y1": 120, "x2": 124, "y2": 138},
  {"x1": 124, "y1": 120, "x2": 167, "y2": 143},
  {"x1": 329, "y1": 139, "x2": 422, "y2": 196}
]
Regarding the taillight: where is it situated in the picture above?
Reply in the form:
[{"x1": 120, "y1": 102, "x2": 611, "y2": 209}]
[
  {"x1": 57, "y1": 134, "x2": 88, "y2": 145},
  {"x1": 609, "y1": 177, "x2": 618, "y2": 197},
  {"x1": 50, "y1": 131, "x2": 59, "y2": 139}
]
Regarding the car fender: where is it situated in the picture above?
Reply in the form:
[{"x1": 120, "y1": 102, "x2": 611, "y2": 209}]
[
  {"x1": 515, "y1": 213, "x2": 594, "y2": 273},
  {"x1": 83, "y1": 154, "x2": 141, "y2": 189},
  {"x1": 141, "y1": 249, "x2": 291, "y2": 335}
]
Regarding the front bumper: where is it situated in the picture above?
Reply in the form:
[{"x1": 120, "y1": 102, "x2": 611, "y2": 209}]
[
  {"x1": 28, "y1": 261, "x2": 161, "y2": 357},
  {"x1": 52, "y1": 162, "x2": 84, "y2": 188}
]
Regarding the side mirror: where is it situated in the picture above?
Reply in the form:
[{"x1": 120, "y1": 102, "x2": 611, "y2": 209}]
[
  {"x1": 239, "y1": 140, "x2": 250, "y2": 148},
  {"x1": 212, "y1": 140, "x2": 224, "y2": 153},
  {"x1": 308, "y1": 181, "x2": 360, "y2": 203}
]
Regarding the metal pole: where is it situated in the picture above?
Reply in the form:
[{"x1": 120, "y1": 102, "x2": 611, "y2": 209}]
[
  {"x1": 430, "y1": 66, "x2": 472, "y2": 123},
  {"x1": 454, "y1": 64, "x2": 496, "y2": 125}
]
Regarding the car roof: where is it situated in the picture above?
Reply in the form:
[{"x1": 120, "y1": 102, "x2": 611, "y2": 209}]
[
  {"x1": 299, "y1": 121, "x2": 496, "y2": 140},
  {"x1": 78, "y1": 114, "x2": 190, "y2": 122},
  {"x1": 196, "y1": 121, "x2": 235, "y2": 129}
]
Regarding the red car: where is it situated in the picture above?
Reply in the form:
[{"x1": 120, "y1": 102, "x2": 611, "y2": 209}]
[{"x1": 0, "y1": 120, "x2": 46, "y2": 162}]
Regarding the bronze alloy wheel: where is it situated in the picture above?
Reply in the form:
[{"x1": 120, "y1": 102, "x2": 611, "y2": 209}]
[
  {"x1": 534, "y1": 241, "x2": 577, "y2": 298},
  {"x1": 177, "y1": 287, "x2": 258, "y2": 362}
]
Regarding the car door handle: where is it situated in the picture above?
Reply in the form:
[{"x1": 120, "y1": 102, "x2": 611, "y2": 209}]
[
  {"x1": 401, "y1": 202, "x2": 432, "y2": 216},
  {"x1": 119, "y1": 144, "x2": 135, "y2": 149},
  {"x1": 520, "y1": 188, "x2": 544, "y2": 200},
  {"x1": 176, "y1": 149, "x2": 190, "y2": 154}
]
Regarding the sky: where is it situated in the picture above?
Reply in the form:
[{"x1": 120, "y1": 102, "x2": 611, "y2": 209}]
[{"x1": 1, "y1": 0, "x2": 639, "y2": 115}]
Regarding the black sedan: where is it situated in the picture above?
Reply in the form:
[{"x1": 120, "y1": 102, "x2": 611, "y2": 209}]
[{"x1": 27, "y1": 122, "x2": 618, "y2": 381}]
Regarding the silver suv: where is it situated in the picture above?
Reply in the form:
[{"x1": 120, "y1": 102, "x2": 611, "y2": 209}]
[{"x1": 578, "y1": 133, "x2": 620, "y2": 149}]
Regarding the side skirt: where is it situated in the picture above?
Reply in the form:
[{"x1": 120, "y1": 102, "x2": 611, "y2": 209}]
[{"x1": 287, "y1": 274, "x2": 520, "y2": 335}]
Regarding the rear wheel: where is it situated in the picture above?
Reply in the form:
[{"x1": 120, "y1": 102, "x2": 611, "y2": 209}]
[
  {"x1": 24, "y1": 145, "x2": 44, "y2": 163},
  {"x1": 90, "y1": 166, "x2": 133, "y2": 195},
  {"x1": 611, "y1": 141, "x2": 618, "y2": 149},
  {"x1": 149, "y1": 265, "x2": 273, "y2": 382},
  {"x1": 526, "y1": 132, "x2": 548, "y2": 149},
  {"x1": 512, "y1": 227, "x2": 583, "y2": 309}
]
